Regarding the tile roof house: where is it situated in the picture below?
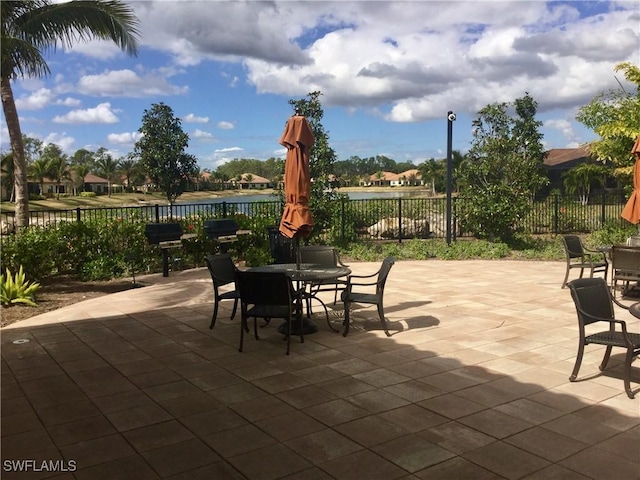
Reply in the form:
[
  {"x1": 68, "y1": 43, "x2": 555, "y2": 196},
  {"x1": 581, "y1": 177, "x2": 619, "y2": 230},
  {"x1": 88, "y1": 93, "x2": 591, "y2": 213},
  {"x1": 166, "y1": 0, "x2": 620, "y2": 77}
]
[
  {"x1": 543, "y1": 146, "x2": 593, "y2": 192},
  {"x1": 390, "y1": 169, "x2": 423, "y2": 187},
  {"x1": 232, "y1": 173, "x2": 273, "y2": 189}
]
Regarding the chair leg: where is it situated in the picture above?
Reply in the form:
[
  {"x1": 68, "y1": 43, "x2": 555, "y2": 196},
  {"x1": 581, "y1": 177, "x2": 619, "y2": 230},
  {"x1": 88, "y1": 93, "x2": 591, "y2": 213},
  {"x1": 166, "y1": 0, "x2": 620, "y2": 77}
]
[
  {"x1": 377, "y1": 302, "x2": 391, "y2": 337},
  {"x1": 239, "y1": 314, "x2": 246, "y2": 352},
  {"x1": 623, "y1": 348, "x2": 635, "y2": 399},
  {"x1": 342, "y1": 301, "x2": 350, "y2": 337},
  {"x1": 599, "y1": 345, "x2": 613, "y2": 371},
  {"x1": 285, "y1": 315, "x2": 291, "y2": 355},
  {"x1": 209, "y1": 300, "x2": 219, "y2": 329},
  {"x1": 569, "y1": 341, "x2": 585, "y2": 381},
  {"x1": 230, "y1": 299, "x2": 238, "y2": 320},
  {"x1": 562, "y1": 266, "x2": 570, "y2": 288}
]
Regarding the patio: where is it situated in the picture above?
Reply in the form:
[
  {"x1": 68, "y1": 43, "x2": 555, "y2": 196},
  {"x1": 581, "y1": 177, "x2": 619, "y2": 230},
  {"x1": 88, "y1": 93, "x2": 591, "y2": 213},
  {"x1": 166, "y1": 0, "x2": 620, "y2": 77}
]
[{"x1": 2, "y1": 259, "x2": 639, "y2": 480}]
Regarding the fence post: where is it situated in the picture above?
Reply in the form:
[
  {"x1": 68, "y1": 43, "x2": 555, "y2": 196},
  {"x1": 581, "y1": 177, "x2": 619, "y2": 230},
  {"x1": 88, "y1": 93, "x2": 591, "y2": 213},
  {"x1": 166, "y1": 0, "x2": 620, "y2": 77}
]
[
  {"x1": 76, "y1": 207, "x2": 81, "y2": 223},
  {"x1": 154, "y1": 204, "x2": 160, "y2": 223},
  {"x1": 398, "y1": 198, "x2": 402, "y2": 243},
  {"x1": 341, "y1": 198, "x2": 346, "y2": 242},
  {"x1": 601, "y1": 192, "x2": 606, "y2": 228},
  {"x1": 553, "y1": 195, "x2": 559, "y2": 234},
  {"x1": 222, "y1": 202, "x2": 227, "y2": 218}
]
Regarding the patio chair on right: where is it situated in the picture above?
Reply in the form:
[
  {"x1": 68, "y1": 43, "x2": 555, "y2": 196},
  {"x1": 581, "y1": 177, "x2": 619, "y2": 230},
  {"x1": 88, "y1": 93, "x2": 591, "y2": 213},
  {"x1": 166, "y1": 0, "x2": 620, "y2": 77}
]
[
  {"x1": 341, "y1": 256, "x2": 395, "y2": 337},
  {"x1": 561, "y1": 235, "x2": 608, "y2": 288},
  {"x1": 567, "y1": 277, "x2": 640, "y2": 399}
]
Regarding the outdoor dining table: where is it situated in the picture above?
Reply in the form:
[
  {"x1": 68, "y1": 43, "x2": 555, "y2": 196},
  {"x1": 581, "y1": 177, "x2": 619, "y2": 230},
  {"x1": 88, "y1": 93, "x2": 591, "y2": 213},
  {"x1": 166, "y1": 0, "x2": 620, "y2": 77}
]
[
  {"x1": 628, "y1": 302, "x2": 640, "y2": 319},
  {"x1": 246, "y1": 263, "x2": 351, "y2": 335}
]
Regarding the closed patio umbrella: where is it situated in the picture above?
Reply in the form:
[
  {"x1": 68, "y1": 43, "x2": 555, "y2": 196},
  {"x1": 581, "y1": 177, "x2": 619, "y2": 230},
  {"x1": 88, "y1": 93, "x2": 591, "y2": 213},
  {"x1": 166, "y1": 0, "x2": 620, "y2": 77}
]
[
  {"x1": 621, "y1": 135, "x2": 640, "y2": 224},
  {"x1": 279, "y1": 114, "x2": 315, "y2": 241}
]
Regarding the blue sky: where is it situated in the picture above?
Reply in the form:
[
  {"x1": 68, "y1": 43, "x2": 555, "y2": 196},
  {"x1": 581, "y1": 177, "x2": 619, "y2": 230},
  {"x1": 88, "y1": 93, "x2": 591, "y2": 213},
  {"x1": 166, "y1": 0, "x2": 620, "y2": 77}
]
[{"x1": 1, "y1": 0, "x2": 638, "y2": 172}]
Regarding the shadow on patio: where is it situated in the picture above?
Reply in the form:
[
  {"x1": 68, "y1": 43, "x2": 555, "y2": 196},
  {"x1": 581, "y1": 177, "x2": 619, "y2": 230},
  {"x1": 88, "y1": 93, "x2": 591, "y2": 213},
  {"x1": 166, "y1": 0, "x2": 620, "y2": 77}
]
[{"x1": 2, "y1": 260, "x2": 638, "y2": 480}]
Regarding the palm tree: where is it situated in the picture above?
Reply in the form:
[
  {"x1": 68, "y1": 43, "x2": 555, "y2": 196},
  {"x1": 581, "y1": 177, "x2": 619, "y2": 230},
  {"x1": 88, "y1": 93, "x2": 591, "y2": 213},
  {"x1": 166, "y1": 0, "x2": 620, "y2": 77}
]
[
  {"x1": 72, "y1": 163, "x2": 90, "y2": 194},
  {"x1": 28, "y1": 157, "x2": 50, "y2": 196},
  {"x1": 47, "y1": 154, "x2": 71, "y2": 199},
  {"x1": 118, "y1": 157, "x2": 137, "y2": 193},
  {"x1": 1, "y1": 1, "x2": 139, "y2": 229},
  {"x1": 95, "y1": 150, "x2": 119, "y2": 197},
  {"x1": 1, "y1": 151, "x2": 15, "y2": 201}
]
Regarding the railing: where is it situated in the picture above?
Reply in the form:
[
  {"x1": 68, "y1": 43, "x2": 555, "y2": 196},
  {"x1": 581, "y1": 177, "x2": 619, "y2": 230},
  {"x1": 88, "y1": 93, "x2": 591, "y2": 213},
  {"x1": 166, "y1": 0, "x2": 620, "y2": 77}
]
[{"x1": 0, "y1": 193, "x2": 629, "y2": 241}]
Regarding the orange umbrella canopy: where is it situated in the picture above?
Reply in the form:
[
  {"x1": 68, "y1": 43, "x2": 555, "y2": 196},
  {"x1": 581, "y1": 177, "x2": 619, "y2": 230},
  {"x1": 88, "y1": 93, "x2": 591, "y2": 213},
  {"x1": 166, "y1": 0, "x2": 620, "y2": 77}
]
[
  {"x1": 279, "y1": 115, "x2": 315, "y2": 239},
  {"x1": 621, "y1": 135, "x2": 640, "y2": 224}
]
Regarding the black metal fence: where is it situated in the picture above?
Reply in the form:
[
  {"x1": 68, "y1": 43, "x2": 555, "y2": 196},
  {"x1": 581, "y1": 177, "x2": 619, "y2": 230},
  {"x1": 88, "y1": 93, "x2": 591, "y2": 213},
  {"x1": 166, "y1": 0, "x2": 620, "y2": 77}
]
[{"x1": 0, "y1": 193, "x2": 629, "y2": 241}]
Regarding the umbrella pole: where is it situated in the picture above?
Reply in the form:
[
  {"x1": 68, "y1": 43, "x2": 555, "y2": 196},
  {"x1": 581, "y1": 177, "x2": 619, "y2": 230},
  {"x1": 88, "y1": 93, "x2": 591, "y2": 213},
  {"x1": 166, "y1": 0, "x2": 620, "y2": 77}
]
[{"x1": 295, "y1": 236, "x2": 301, "y2": 270}]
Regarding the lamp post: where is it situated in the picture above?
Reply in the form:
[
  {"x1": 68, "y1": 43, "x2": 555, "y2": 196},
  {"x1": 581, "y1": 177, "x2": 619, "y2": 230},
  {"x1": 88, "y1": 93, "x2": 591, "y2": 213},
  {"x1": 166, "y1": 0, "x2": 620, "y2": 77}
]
[{"x1": 446, "y1": 111, "x2": 456, "y2": 245}]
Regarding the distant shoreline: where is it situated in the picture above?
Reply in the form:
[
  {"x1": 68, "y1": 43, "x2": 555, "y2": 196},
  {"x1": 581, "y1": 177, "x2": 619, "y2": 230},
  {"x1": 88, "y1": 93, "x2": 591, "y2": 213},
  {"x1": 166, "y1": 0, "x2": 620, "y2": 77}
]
[{"x1": 1, "y1": 186, "x2": 434, "y2": 213}]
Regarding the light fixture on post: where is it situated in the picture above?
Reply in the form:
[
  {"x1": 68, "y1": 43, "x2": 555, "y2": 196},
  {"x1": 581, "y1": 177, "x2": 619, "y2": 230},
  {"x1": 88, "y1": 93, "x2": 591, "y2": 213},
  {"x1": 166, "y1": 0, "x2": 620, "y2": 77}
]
[{"x1": 446, "y1": 111, "x2": 456, "y2": 245}]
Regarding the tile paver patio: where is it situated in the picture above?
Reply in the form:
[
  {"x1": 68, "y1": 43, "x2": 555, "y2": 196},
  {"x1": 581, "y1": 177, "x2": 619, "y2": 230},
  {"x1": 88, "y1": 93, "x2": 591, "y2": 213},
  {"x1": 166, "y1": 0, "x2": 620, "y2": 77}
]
[{"x1": 1, "y1": 259, "x2": 639, "y2": 479}]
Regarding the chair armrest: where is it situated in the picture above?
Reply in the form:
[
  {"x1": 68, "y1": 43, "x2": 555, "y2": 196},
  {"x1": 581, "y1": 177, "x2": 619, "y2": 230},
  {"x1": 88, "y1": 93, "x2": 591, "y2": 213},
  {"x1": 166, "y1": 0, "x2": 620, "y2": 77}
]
[
  {"x1": 576, "y1": 306, "x2": 634, "y2": 344},
  {"x1": 583, "y1": 248, "x2": 608, "y2": 263}
]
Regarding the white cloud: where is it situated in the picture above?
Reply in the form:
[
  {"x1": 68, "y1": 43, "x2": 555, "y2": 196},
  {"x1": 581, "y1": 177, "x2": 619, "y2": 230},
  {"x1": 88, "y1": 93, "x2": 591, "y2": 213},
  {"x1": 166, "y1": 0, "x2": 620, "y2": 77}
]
[
  {"x1": 77, "y1": 69, "x2": 188, "y2": 97},
  {"x1": 53, "y1": 103, "x2": 119, "y2": 124},
  {"x1": 42, "y1": 133, "x2": 75, "y2": 152},
  {"x1": 107, "y1": 132, "x2": 143, "y2": 144},
  {"x1": 214, "y1": 147, "x2": 243, "y2": 153},
  {"x1": 184, "y1": 114, "x2": 209, "y2": 123},
  {"x1": 216, "y1": 121, "x2": 235, "y2": 130},
  {"x1": 192, "y1": 129, "x2": 214, "y2": 140},
  {"x1": 55, "y1": 97, "x2": 82, "y2": 107},
  {"x1": 15, "y1": 88, "x2": 55, "y2": 110}
]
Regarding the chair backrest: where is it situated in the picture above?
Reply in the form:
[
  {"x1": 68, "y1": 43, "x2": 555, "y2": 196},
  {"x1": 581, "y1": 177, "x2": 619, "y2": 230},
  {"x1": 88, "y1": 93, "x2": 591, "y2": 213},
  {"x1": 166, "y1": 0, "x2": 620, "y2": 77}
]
[
  {"x1": 611, "y1": 245, "x2": 640, "y2": 273},
  {"x1": 236, "y1": 270, "x2": 293, "y2": 307},
  {"x1": 567, "y1": 277, "x2": 614, "y2": 327},
  {"x1": 205, "y1": 254, "x2": 237, "y2": 288},
  {"x1": 299, "y1": 245, "x2": 338, "y2": 267},
  {"x1": 376, "y1": 256, "x2": 396, "y2": 296},
  {"x1": 562, "y1": 235, "x2": 584, "y2": 259},
  {"x1": 267, "y1": 226, "x2": 296, "y2": 264}
]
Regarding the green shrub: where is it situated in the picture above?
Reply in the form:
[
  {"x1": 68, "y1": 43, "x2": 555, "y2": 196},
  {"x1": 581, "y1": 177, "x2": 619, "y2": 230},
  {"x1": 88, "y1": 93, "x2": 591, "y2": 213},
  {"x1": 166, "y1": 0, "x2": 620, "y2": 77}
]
[
  {"x1": 1, "y1": 266, "x2": 41, "y2": 307},
  {"x1": 80, "y1": 191, "x2": 97, "y2": 197}
]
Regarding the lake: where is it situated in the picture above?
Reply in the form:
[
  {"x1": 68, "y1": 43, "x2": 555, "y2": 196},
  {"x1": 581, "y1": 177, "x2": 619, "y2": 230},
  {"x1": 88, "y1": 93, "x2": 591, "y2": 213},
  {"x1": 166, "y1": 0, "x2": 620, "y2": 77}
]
[{"x1": 176, "y1": 189, "x2": 429, "y2": 206}]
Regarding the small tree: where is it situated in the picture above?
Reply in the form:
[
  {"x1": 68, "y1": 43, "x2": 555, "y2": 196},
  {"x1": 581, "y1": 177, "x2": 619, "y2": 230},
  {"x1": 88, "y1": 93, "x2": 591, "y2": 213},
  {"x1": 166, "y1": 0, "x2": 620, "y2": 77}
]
[
  {"x1": 118, "y1": 156, "x2": 138, "y2": 192},
  {"x1": 28, "y1": 157, "x2": 49, "y2": 196},
  {"x1": 457, "y1": 93, "x2": 548, "y2": 241},
  {"x1": 95, "y1": 148, "x2": 119, "y2": 197},
  {"x1": 133, "y1": 102, "x2": 198, "y2": 213},
  {"x1": 576, "y1": 62, "x2": 640, "y2": 169},
  {"x1": 41, "y1": 144, "x2": 69, "y2": 198},
  {"x1": 562, "y1": 163, "x2": 610, "y2": 206}
]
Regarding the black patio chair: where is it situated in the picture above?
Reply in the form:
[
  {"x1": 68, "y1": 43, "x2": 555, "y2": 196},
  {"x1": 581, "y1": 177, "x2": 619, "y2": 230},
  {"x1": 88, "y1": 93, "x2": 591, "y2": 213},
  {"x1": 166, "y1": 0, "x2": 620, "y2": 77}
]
[
  {"x1": 341, "y1": 256, "x2": 395, "y2": 337},
  {"x1": 267, "y1": 226, "x2": 296, "y2": 264},
  {"x1": 561, "y1": 235, "x2": 608, "y2": 288},
  {"x1": 567, "y1": 277, "x2": 640, "y2": 399},
  {"x1": 300, "y1": 245, "x2": 349, "y2": 303},
  {"x1": 236, "y1": 270, "x2": 303, "y2": 355},
  {"x1": 610, "y1": 245, "x2": 640, "y2": 299},
  {"x1": 205, "y1": 254, "x2": 240, "y2": 329}
]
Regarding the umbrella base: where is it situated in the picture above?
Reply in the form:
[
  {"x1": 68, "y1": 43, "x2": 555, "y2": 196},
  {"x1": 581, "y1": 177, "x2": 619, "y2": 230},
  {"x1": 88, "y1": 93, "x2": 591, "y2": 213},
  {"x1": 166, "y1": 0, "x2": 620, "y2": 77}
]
[{"x1": 278, "y1": 318, "x2": 318, "y2": 336}]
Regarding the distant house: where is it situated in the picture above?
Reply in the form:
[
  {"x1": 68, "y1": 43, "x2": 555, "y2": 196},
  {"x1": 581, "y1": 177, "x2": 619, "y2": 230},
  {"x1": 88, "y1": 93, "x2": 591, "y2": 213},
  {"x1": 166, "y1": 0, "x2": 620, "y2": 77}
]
[
  {"x1": 231, "y1": 173, "x2": 273, "y2": 189},
  {"x1": 543, "y1": 146, "x2": 592, "y2": 192},
  {"x1": 27, "y1": 173, "x2": 110, "y2": 196},
  {"x1": 363, "y1": 171, "x2": 396, "y2": 187},
  {"x1": 390, "y1": 169, "x2": 422, "y2": 187},
  {"x1": 82, "y1": 173, "x2": 110, "y2": 194}
]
